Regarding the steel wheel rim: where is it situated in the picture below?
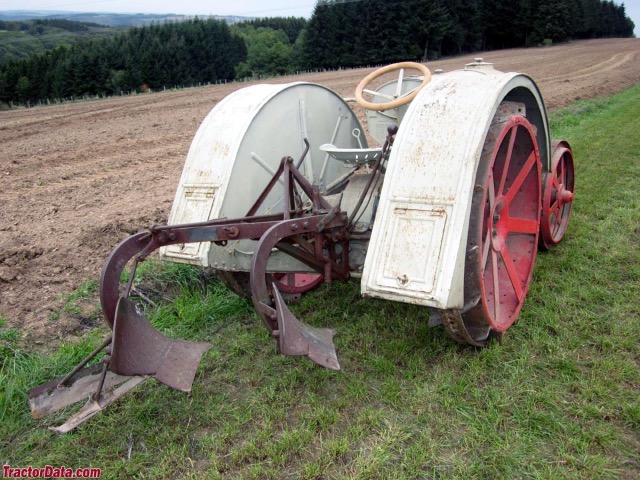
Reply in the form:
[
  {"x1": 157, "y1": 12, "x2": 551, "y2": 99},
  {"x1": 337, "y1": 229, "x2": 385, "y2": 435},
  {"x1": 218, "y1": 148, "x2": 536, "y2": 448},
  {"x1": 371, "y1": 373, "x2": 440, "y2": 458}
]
[
  {"x1": 540, "y1": 141, "x2": 575, "y2": 249},
  {"x1": 272, "y1": 273, "x2": 324, "y2": 294},
  {"x1": 218, "y1": 271, "x2": 324, "y2": 298},
  {"x1": 476, "y1": 117, "x2": 541, "y2": 332}
]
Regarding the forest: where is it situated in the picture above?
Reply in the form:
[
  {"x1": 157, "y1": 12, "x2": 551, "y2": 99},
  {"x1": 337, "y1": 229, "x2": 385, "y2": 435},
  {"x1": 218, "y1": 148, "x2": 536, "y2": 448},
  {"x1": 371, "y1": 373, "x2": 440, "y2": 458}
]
[
  {"x1": 0, "y1": 19, "x2": 120, "y2": 61},
  {"x1": 0, "y1": 0, "x2": 634, "y2": 107}
]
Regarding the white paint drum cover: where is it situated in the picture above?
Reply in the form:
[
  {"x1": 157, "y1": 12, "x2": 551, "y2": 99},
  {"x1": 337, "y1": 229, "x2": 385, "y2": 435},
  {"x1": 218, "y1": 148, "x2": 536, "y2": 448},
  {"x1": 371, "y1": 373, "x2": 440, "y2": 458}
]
[{"x1": 160, "y1": 82, "x2": 366, "y2": 266}]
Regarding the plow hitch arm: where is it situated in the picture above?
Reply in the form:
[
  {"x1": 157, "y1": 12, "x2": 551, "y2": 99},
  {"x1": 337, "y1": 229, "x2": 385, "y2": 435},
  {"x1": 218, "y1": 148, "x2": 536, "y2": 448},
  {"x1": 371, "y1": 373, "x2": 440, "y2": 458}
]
[{"x1": 29, "y1": 155, "x2": 352, "y2": 432}]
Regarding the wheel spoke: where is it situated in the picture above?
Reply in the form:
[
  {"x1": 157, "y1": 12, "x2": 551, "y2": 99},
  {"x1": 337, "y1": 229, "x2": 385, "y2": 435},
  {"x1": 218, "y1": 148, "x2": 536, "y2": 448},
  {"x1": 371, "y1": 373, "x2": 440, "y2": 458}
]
[
  {"x1": 399, "y1": 88, "x2": 419, "y2": 99},
  {"x1": 395, "y1": 69, "x2": 405, "y2": 97},
  {"x1": 551, "y1": 213, "x2": 561, "y2": 233},
  {"x1": 558, "y1": 157, "x2": 566, "y2": 185},
  {"x1": 505, "y1": 151, "x2": 537, "y2": 205},
  {"x1": 498, "y1": 125, "x2": 518, "y2": 196},
  {"x1": 500, "y1": 245, "x2": 524, "y2": 302},
  {"x1": 363, "y1": 89, "x2": 394, "y2": 100},
  {"x1": 504, "y1": 216, "x2": 538, "y2": 234},
  {"x1": 482, "y1": 227, "x2": 491, "y2": 267},
  {"x1": 492, "y1": 250, "x2": 501, "y2": 320},
  {"x1": 488, "y1": 172, "x2": 496, "y2": 210},
  {"x1": 482, "y1": 175, "x2": 495, "y2": 267},
  {"x1": 285, "y1": 273, "x2": 295, "y2": 286}
]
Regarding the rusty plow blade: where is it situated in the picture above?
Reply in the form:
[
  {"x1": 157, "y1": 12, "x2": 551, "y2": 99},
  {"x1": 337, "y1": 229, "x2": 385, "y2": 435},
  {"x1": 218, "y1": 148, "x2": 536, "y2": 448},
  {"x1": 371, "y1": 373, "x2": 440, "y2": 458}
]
[
  {"x1": 28, "y1": 297, "x2": 211, "y2": 433},
  {"x1": 273, "y1": 285, "x2": 340, "y2": 371},
  {"x1": 110, "y1": 297, "x2": 212, "y2": 392},
  {"x1": 29, "y1": 367, "x2": 149, "y2": 434}
]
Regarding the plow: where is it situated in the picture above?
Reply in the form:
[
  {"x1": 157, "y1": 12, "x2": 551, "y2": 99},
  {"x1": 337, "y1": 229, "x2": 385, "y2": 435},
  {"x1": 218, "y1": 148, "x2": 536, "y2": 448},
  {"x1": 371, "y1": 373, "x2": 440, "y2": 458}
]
[{"x1": 29, "y1": 59, "x2": 575, "y2": 432}]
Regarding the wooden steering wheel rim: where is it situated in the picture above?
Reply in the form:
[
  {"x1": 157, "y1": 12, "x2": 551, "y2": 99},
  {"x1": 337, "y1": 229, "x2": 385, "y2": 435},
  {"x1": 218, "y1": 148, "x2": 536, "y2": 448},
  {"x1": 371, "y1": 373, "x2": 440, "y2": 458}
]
[{"x1": 355, "y1": 62, "x2": 431, "y2": 111}]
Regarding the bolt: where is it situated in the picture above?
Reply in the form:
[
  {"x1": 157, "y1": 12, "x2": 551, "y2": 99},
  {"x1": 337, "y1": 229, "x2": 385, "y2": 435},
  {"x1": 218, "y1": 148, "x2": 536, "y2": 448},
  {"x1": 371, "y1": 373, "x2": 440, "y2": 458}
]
[
  {"x1": 561, "y1": 191, "x2": 575, "y2": 202},
  {"x1": 223, "y1": 226, "x2": 239, "y2": 238}
]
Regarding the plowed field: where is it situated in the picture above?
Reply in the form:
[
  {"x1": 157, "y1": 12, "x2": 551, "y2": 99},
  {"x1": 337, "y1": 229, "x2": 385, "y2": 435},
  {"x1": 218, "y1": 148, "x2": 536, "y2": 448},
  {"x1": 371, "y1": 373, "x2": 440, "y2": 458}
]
[{"x1": 1, "y1": 38, "x2": 639, "y2": 344}]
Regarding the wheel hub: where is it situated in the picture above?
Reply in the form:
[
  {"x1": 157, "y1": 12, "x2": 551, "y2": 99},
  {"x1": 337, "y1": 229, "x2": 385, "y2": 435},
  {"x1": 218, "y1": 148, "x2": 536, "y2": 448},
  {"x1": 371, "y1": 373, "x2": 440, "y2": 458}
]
[
  {"x1": 491, "y1": 197, "x2": 508, "y2": 252},
  {"x1": 539, "y1": 141, "x2": 575, "y2": 250}
]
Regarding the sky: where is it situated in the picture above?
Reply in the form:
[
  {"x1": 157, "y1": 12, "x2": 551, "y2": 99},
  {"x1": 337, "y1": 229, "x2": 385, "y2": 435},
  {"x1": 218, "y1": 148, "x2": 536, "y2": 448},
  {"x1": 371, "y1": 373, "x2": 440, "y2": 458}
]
[
  {"x1": 0, "y1": 0, "x2": 319, "y2": 18},
  {"x1": 626, "y1": 2, "x2": 640, "y2": 37},
  {"x1": 0, "y1": 0, "x2": 637, "y2": 35}
]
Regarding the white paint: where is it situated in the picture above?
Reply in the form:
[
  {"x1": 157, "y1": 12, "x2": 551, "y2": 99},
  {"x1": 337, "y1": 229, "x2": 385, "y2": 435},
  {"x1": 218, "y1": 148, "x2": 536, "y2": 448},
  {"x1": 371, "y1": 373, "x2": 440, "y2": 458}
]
[{"x1": 361, "y1": 68, "x2": 549, "y2": 310}]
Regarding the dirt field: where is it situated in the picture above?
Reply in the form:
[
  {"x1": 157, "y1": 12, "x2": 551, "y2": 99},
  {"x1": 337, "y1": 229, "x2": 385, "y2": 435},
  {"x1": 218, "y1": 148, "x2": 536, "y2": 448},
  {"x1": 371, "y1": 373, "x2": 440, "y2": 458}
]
[{"x1": 1, "y1": 38, "x2": 639, "y2": 345}]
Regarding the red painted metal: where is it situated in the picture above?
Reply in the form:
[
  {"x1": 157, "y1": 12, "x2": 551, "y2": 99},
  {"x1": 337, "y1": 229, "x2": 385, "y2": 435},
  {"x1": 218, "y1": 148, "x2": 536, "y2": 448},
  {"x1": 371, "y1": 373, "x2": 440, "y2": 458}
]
[
  {"x1": 540, "y1": 140, "x2": 575, "y2": 250},
  {"x1": 452, "y1": 116, "x2": 541, "y2": 343},
  {"x1": 272, "y1": 273, "x2": 324, "y2": 294},
  {"x1": 478, "y1": 117, "x2": 541, "y2": 332}
]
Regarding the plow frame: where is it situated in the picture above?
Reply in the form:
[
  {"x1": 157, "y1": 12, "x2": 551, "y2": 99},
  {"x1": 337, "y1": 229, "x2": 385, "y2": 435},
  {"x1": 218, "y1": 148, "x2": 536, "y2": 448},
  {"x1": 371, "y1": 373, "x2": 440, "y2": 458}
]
[{"x1": 29, "y1": 131, "x2": 394, "y2": 432}]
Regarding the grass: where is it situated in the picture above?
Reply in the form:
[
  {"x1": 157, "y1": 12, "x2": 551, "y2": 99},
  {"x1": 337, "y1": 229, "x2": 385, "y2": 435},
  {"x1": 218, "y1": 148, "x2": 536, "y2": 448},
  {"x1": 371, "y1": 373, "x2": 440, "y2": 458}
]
[{"x1": 1, "y1": 85, "x2": 639, "y2": 478}]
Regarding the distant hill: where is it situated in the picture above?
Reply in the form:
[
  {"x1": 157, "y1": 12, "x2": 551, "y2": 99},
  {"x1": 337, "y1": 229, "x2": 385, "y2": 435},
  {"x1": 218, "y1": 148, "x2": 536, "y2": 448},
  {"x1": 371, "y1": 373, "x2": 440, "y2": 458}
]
[
  {"x1": 0, "y1": 10, "x2": 250, "y2": 27},
  {"x1": 0, "y1": 11, "x2": 251, "y2": 62},
  {"x1": 0, "y1": 18, "x2": 121, "y2": 62}
]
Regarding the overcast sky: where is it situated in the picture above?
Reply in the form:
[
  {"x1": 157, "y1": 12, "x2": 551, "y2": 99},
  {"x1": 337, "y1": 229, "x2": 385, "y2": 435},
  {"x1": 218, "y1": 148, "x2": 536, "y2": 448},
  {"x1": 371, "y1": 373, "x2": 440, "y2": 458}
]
[
  {"x1": 626, "y1": 2, "x2": 640, "y2": 36},
  {"x1": 0, "y1": 0, "x2": 638, "y2": 35}
]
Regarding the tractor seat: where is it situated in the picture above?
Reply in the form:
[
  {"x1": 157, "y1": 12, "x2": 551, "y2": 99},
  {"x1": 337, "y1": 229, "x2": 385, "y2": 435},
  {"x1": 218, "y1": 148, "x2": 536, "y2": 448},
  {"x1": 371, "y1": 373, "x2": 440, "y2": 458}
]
[{"x1": 320, "y1": 144, "x2": 382, "y2": 166}]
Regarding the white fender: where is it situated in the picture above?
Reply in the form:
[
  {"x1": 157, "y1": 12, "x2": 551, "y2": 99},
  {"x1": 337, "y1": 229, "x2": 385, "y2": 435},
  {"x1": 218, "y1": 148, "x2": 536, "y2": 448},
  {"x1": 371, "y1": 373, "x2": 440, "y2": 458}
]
[
  {"x1": 159, "y1": 82, "x2": 366, "y2": 267},
  {"x1": 361, "y1": 65, "x2": 550, "y2": 309}
]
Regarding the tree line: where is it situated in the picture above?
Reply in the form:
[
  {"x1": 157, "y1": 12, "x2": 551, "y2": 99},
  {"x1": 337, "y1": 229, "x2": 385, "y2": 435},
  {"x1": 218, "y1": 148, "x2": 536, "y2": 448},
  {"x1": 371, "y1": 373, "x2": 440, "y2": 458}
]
[
  {"x1": 0, "y1": 0, "x2": 634, "y2": 107},
  {"x1": 0, "y1": 18, "x2": 246, "y2": 105},
  {"x1": 305, "y1": 0, "x2": 635, "y2": 68}
]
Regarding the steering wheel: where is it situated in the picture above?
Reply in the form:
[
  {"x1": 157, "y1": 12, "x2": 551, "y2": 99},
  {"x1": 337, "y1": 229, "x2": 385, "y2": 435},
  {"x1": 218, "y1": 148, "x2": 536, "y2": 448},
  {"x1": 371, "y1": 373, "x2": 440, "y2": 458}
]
[{"x1": 355, "y1": 62, "x2": 431, "y2": 111}]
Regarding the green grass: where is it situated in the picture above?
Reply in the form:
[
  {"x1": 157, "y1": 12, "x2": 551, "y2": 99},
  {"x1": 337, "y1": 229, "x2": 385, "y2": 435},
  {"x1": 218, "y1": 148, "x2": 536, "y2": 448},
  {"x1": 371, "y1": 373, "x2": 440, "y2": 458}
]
[{"x1": 1, "y1": 85, "x2": 639, "y2": 479}]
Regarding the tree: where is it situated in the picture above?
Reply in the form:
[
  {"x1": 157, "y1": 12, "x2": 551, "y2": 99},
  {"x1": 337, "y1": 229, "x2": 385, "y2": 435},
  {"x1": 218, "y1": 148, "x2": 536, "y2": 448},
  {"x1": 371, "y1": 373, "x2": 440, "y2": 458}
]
[
  {"x1": 15, "y1": 76, "x2": 31, "y2": 103},
  {"x1": 531, "y1": 0, "x2": 574, "y2": 44}
]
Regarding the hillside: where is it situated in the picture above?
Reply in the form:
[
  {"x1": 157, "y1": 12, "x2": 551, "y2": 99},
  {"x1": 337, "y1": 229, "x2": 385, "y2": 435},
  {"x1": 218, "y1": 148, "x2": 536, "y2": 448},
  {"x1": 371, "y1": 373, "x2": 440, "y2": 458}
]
[
  {"x1": 0, "y1": 10, "x2": 249, "y2": 27},
  {"x1": 0, "y1": 18, "x2": 120, "y2": 61},
  {"x1": 0, "y1": 11, "x2": 251, "y2": 62}
]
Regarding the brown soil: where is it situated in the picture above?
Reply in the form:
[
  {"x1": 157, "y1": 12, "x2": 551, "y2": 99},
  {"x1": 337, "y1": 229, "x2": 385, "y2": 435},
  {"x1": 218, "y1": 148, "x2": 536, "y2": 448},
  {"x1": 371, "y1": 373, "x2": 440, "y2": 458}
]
[{"x1": 1, "y1": 38, "x2": 639, "y2": 346}]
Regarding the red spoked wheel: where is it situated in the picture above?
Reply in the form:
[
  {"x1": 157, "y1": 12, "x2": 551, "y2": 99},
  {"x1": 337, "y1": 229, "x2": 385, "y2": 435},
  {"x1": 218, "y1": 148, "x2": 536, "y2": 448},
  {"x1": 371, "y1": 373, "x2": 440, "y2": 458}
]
[
  {"x1": 217, "y1": 271, "x2": 323, "y2": 299},
  {"x1": 272, "y1": 273, "x2": 324, "y2": 294},
  {"x1": 539, "y1": 140, "x2": 575, "y2": 250},
  {"x1": 452, "y1": 116, "x2": 542, "y2": 345}
]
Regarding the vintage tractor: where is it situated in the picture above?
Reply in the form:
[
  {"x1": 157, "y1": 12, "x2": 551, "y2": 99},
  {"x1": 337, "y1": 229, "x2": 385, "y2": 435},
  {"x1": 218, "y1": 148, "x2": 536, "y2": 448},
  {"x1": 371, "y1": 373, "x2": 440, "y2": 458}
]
[{"x1": 29, "y1": 60, "x2": 575, "y2": 432}]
